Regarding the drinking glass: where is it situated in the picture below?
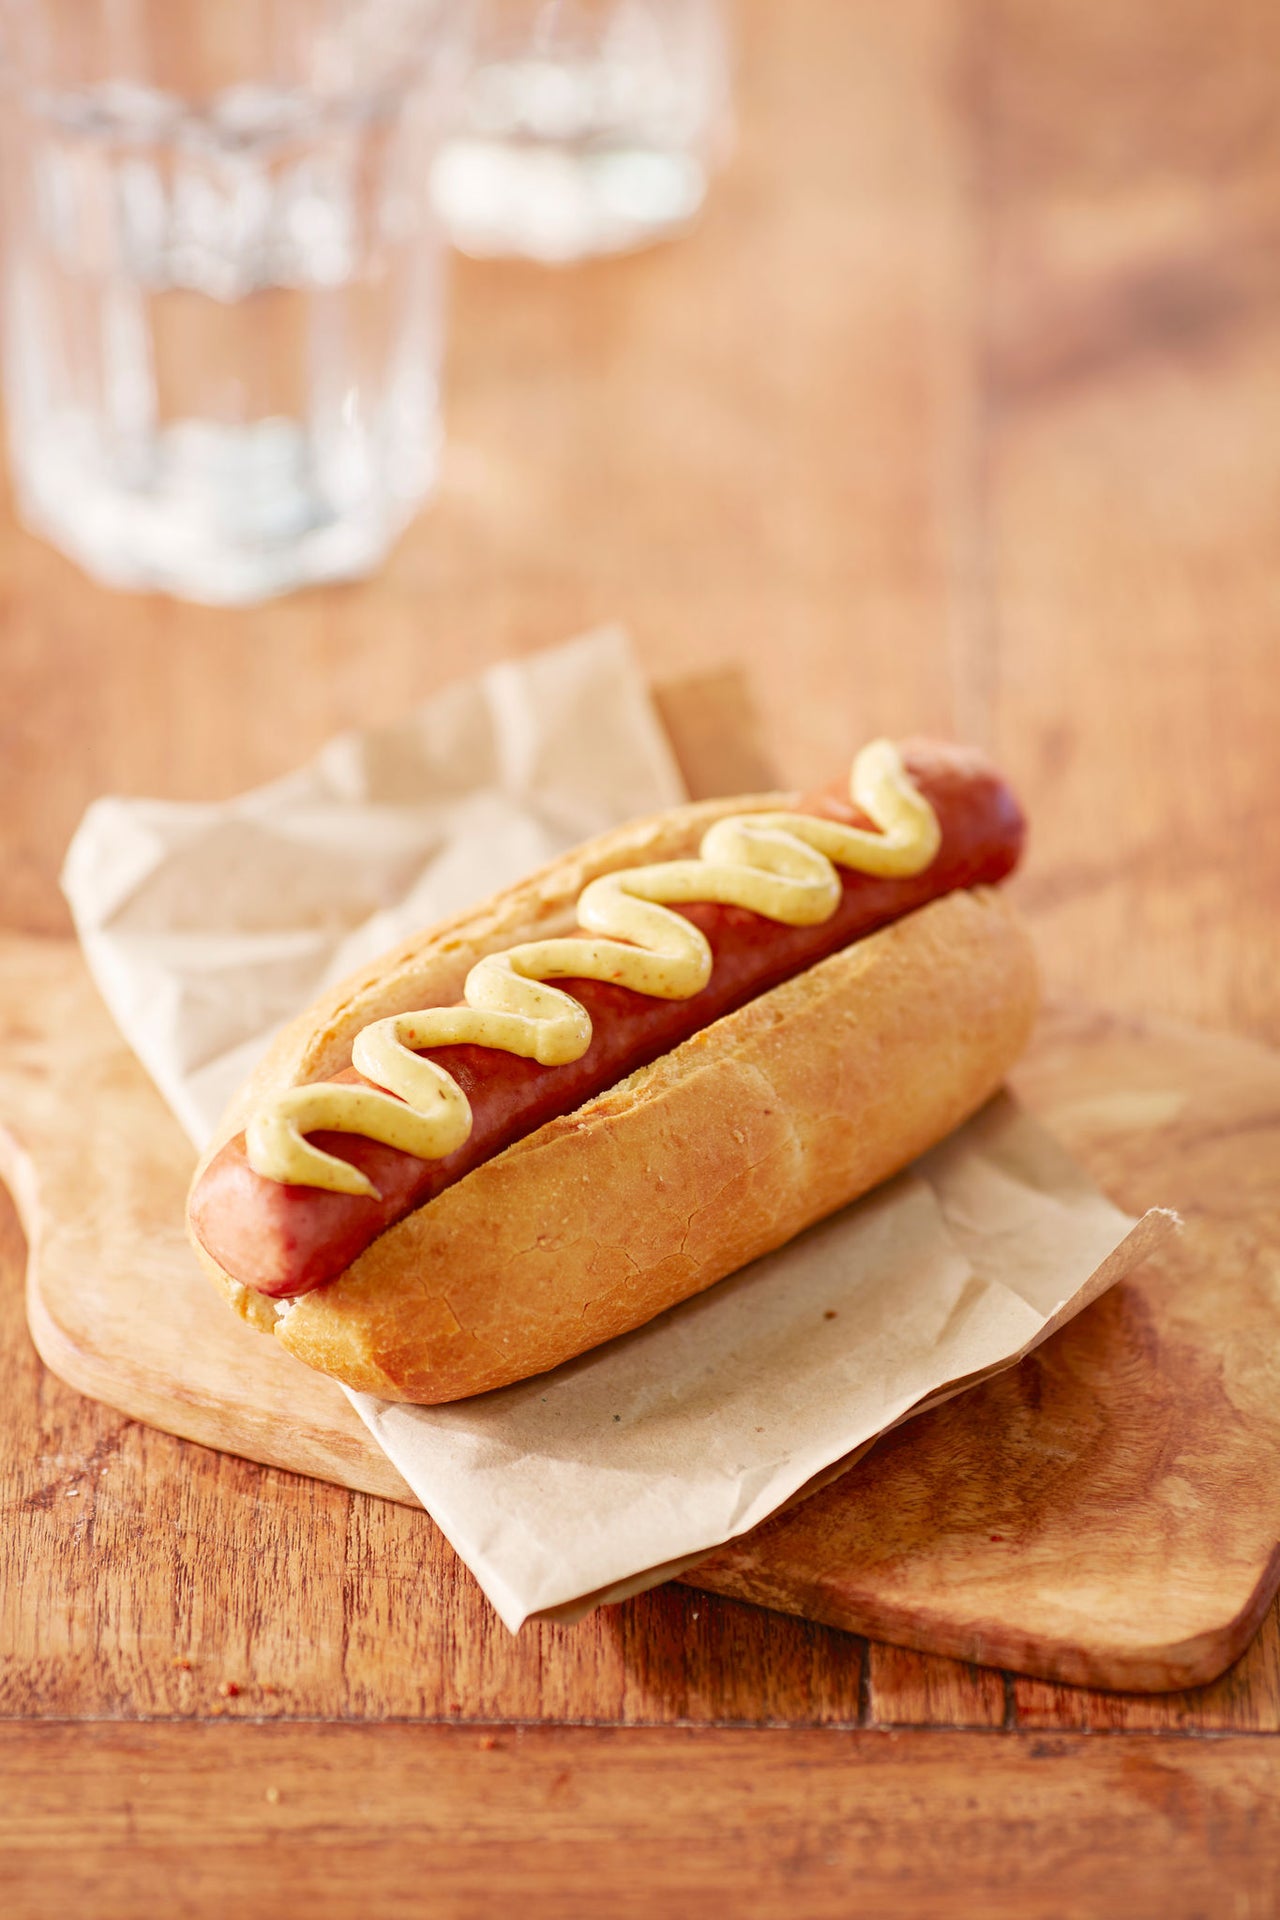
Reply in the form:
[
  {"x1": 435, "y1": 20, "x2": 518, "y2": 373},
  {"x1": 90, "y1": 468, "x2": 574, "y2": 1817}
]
[
  {"x1": 432, "y1": 0, "x2": 731, "y2": 262},
  {"x1": 0, "y1": 0, "x2": 470, "y2": 603}
]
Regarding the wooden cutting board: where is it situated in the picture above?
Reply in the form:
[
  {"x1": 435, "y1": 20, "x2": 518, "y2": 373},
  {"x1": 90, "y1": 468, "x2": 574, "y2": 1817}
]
[{"x1": 4, "y1": 934, "x2": 1280, "y2": 1693}]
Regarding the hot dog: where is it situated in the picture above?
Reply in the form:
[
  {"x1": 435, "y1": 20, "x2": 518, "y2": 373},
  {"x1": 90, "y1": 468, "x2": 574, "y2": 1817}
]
[{"x1": 187, "y1": 738, "x2": 1036, "y2": 1403}]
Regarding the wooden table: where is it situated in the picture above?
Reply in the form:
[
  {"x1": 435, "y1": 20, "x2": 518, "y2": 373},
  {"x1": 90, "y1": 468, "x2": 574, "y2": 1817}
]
[{"x1": 4, "y1": 1, "x2": 1280, "y2": 1911}]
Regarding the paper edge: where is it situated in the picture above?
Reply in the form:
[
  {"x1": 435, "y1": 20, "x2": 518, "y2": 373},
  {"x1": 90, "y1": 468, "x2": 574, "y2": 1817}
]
[{"x1": 521, "y1": 1206, "x2": 1182, "y2": 1629}]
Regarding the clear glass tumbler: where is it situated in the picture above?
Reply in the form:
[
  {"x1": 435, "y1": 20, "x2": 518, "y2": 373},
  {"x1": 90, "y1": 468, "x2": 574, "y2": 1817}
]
[
  {"x1": 432, "y1": 0, "x2": 731, "y2": 262},
  {"x1": 0, "y1": 0, "x2": 470, "y2": 603}
]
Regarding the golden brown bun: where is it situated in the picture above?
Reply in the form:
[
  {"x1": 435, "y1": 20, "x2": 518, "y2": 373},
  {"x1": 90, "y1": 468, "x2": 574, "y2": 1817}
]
[{"x1": 190, "y1": 867, "x2": 1039, "y2": 1402}]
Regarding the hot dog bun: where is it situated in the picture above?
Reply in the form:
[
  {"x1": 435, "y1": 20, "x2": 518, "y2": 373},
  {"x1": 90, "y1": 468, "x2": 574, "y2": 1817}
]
[{"x1": 189, "y1": 785, "x2": 1037, "y2": 1401}]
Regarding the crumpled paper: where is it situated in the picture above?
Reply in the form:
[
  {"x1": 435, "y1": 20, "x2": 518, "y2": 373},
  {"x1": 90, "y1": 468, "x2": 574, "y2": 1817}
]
[
  {"x1": 61, "y1": 627, "x2": 1174, "y2": 1630},
  {"x1": 62, "y1": 626, "x2": 684, "y2": 1149}
]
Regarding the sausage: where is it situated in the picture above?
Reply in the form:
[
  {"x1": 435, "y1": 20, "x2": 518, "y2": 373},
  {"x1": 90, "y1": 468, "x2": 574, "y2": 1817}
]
[{"x1": 188, "y1": 740, "x2": 1025, "y2": 1299}]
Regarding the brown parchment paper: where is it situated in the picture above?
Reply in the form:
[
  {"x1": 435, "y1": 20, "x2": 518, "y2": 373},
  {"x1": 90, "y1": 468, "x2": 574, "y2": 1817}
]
[{"x1": 60, "y1": 629, "x2": 1174, "y2": 1630}]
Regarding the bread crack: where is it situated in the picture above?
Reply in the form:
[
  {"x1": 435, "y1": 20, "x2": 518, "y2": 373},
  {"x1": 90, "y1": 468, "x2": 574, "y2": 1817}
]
[{"x1": 436, "y1": 1292, "x2": 468, "y2": 1339}]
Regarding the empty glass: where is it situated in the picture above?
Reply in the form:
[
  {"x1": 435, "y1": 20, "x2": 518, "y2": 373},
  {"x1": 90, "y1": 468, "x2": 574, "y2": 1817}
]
[
  {"x1": 433, "y1": 0, "x2": 731, "y2": 262},
  {"x1": 0, "y1": 0, "x2": 470, "y2": 603}
]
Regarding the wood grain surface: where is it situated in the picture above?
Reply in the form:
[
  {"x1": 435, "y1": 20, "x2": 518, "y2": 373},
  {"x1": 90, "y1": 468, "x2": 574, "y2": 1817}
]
[
  {"x1": 8, "y1": 931, "x2": 1278, "y2": 1692},
  {"x1": 3, "y1": 0, "x2": 1280, "y2": 1910},
  {"x1": 6, "y1": 1724, "x2": 1280, "y2": 1920}
]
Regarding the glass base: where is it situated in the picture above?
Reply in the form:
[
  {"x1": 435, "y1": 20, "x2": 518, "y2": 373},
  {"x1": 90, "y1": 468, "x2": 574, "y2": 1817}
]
[
  {"x1": 12, "y1": 414, "x2": 438, "y2": 605},
  {"x1": 433, "y1": 137, "x2": 709, "y2": 262}
]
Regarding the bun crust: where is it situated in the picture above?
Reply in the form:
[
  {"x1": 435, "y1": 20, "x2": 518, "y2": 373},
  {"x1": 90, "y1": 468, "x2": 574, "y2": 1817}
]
[{"x1": 190, "y1": 879, "x2": 1038, "y2": 1403}]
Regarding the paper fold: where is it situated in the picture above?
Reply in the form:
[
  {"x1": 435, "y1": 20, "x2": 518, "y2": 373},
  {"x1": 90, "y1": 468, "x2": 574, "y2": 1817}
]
[
  {"x1": 60, "y1": 628, "x2": 1175, "y2": 1630},
  {"x1": 62, "y1": 626, "x2": 684, "y2": 1148},
  {"x1": 352, "y1": 1117, "x2": 1173, "y2": 1628}
]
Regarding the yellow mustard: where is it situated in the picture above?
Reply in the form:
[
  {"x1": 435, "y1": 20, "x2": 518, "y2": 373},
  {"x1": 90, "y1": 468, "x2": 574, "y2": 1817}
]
[{"x1": 245, "y1": 739, "x2": 940, "y2": 1198}]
